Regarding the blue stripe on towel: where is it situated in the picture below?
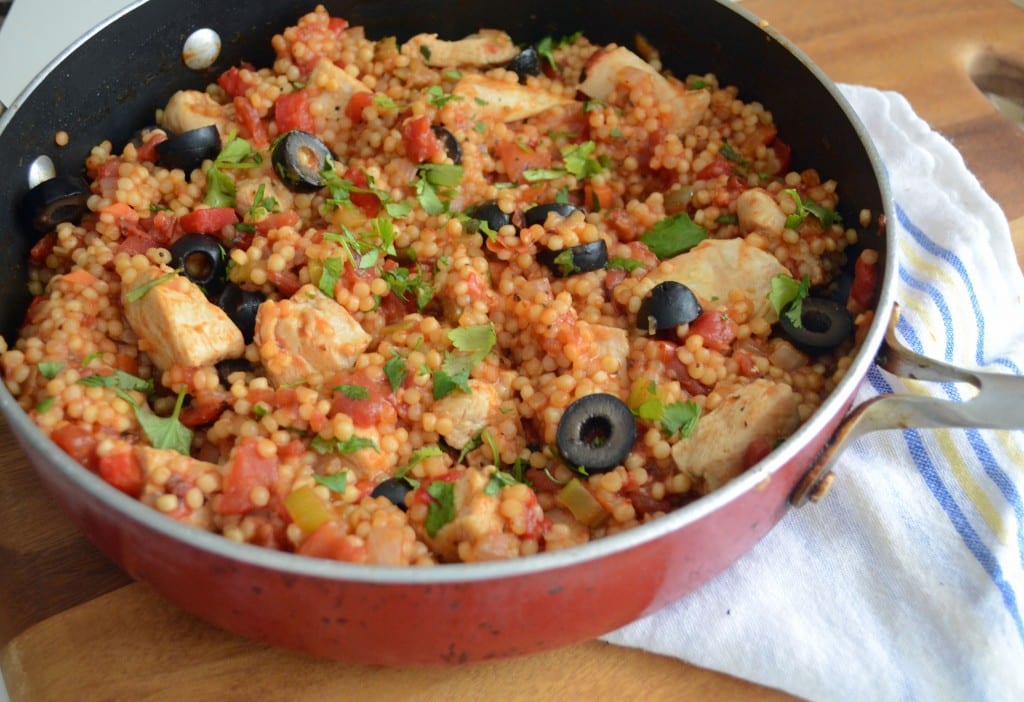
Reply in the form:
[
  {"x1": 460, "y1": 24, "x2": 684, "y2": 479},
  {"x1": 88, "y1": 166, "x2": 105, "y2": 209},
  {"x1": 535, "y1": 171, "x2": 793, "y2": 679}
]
[
  {"x1": 865, "y1": 366, "x2": 1024, "y2": 643},
  {"x1": 895, "y1": 203, "x2": 1021, "y2": 375}
]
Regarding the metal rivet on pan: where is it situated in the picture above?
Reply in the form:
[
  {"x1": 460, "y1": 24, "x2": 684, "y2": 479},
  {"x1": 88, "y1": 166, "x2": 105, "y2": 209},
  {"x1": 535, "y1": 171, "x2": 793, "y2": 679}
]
[
  {"x1": 182, "y1": 28, "x2": 222, "y2": 70},
  {"x1": 27, "y1": 155, "x2": 56, "y2": 189}
]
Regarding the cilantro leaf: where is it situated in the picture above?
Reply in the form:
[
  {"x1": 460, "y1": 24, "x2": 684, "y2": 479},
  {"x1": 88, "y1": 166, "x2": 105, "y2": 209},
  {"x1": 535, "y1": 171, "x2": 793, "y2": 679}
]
[
  {"x1": 125, "y1": 271, "x2": 176, "y2": 303},
  {"x1": 310, "y1": 435, "x2": 379, "y2": 455},
  {"x1": 318, "y1": 256, "x2": 344, "y2": 297},
  {"x1": 551, "y1": 249, "x2": 579, "y2": 276},
  {"x1": 522, "y1": 167, "x2": 567, "y2": 182},
  {"x1": 562, "y1": 141, "x2": 604, "y2": 180},
  {"x1": 433, "y1": 323, "x2": 496, "y2": 399},
  {"x1": 661, "y1": 400, "x2": 702, "y2": 438},
  {"x1": 38, "y1": 361, "x2": 64, "y2": 379},
  {"x1": 782, "y1": 188, "x2": 840, "y2": 229},
  {"x1": 425, "y1": 85, "x2": 463, "y2": 109},
  {"x1": 129, "y1": 386, "x2": 193, "y2": 455},
  {"x1": 79, "y1": 369, "x2": 154, "y2": 394},
  {"x1": 424, "y1": 481, "x2": 456, "y2": 537},
  {"x1": 484, "y1": 469, "x2": 520, "y2": 496},
  {"x1": 415, "y1": 164, "x2": 464, "y2": 215},
  {"x1": 640, "y1": 213, "x2": 708, "y2": 259},
  {"x1": 313, "y1": 472, "x2": 349, "y2": 494},
  {"x1": 768, "y1": 273, "x2": 811, "y2": 328},
  {"x1": 384, "y1": 351, "x2": 409, "y2": 391},
  {"x1": 448, "y1": 323, "x2": 496, "y2": 353},
  {"x1": 607, "y1": 257, "x2": 645, "y2": 273},
  {"x1": 335, "y1": 384, "x2": 370, "y2": 400},
  {"x1": 36, "y1": 396, "x2": 55, "y2": 413}
]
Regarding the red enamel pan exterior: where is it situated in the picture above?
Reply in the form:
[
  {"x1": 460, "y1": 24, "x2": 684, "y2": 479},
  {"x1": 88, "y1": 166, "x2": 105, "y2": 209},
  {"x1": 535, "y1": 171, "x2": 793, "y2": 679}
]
[{"x1": 0, "y1": 0, "x2": 894, "y2": 663}]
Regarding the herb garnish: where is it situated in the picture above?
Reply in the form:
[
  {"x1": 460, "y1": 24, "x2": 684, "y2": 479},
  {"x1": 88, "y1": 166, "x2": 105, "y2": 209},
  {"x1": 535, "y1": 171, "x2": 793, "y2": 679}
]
[
  {"x1": 782, "y1": 189, "x2": 840, "y2": 229},
  {"x1": 424, "y1": 481, "x2": 456, "y2": 536},
  {"x1": 310, "y1": 435, "x2": 379, "y2": 455},
  {"x1": 640, "y1": 213, "x2": 708, "y2": 259},
  {"x1": 313, "y1": 472, "x2": 349, "y2": 494},
  {"x1": 432, "y1": 323, "x2": 496, "y2": 400},
  {"x1": 768, "y1": 273, "x2": 811, "y2": 328}
]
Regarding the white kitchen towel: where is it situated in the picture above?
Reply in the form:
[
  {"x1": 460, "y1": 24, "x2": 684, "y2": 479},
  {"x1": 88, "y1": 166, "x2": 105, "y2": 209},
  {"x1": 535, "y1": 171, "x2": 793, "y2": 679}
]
[{"x1": 604, "y1": 84, "x2": 1024, "y2": 702}]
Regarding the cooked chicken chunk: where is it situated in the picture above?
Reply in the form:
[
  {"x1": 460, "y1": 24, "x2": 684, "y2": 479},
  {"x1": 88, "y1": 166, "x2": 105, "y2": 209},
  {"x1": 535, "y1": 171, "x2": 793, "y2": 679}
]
[
  {"x1": 453, "y1": 74, "x2": 575, "y2": 123},
  {"x1": 579, "y1": 46, "x2": 710, "y2": 134},
  {"x1": 160, "y1": 89, "x2": 231, "y2": 136},
  {"x1": 306, "y1": 57, "x2": 372, "y2": 120},
  {"x1": 671, "y1": 379, "x2": 800, "y2": 493},
  {"x1": 736, "y1": 188, "x2": 786, "y2": 235},
  {"x1": 644, "y1": 238, "x2": 789, "y2": 322},
  {"x1": 120, "y1": 265, "x2": 244, "y2": 370},
  {"x1": 254, "y1": 284, "x2": 371, "y2": 387},
  {"x1": 402, "y1": 30, "x2": 518, "y2": 67},
  {"x1": 431, "y1": 379, "x2": 499, "y2": 450}
]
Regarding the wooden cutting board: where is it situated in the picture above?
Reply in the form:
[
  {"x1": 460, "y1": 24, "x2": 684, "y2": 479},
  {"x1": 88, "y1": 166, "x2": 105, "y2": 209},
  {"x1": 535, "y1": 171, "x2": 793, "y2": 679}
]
[{"x1": 3, "y1": 0, "x2": 1023, "y2": 699}]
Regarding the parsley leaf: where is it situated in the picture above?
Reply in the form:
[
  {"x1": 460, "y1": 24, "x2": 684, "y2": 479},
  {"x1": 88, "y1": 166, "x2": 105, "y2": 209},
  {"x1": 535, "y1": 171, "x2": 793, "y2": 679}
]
[
  {"x1": 768, "y1": 273, "x2": 811, "y2": 327},
  {"x1": 313, "y1": 472, "x2": 349, "y2": 494},
  {"x1": 484, "y1": 469, "x2": 520, "y2": 496},
  {"x1": 607, "y1": 257, "x2": 645, "y2": 273},
  {"x1": 382, "y1": 266, "x2": 434, "y2": 310},
  {"x1": 79, "y1": 370, "x2": 154, "y2": 394},
  {"x1": 318, "y1": 256, "x2": 344, "y2": 297},
  {"x1": 425, "y1": 85, "x2": 463, "y2": 109},
  {"x1": 335, "y1": 384, "x2": 370, "y2": 400},
  {"x1": 562, "y1": 141, "x2": 605, "y2": 180},
  {"x1": 310, "y1": 435, "x2": 379, "y2": 455},
  {"x1": 522, "y1": 167, "x2": 567, "y2": 182},
  {"x1": 661, "y1": 400, "x2": 702, "y2": 438},
  {"x1": 433, "y1": 323, "x2": 496, "y2": 400},
  {"x1": 640, "y1": 213, "x2": 708, "y2": 259},
  {"x1": 203, "y1": 133, "x2": 260, "y2": 207},
  {"x1": 384, "y1": 351, "x2": 409, "y2": 391},
  {"x1": 36, "y1": 396, "x2": 55, "y2": 413},
  {"x1": 424, "y1": 481, "x2": 456, "y2": 537},
  {"x1": 38, "y1": 361, "x2": 64, "y2": 379},
  {"x1": 782, "y1": 188, "x2": 840, "y2": 229},
  {"x1": 551, "y1": 249, "x2": 579, "y2": 276},
  {"x1": 394, "y1": 445, "x2": 443, "y2": 481},
  {"x1": 415, "y1": 164, "x2": 464, "y2": 216},
  {"x1": 128, "y1": 386, "x2": 193, "y2": 455}
]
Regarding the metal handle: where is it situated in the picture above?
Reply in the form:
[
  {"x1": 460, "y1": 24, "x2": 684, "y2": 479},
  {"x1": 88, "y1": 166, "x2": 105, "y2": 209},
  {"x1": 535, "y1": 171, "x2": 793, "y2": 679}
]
[{"x1": 791, "y1": 303, "x2": 1024, "y2": 506}]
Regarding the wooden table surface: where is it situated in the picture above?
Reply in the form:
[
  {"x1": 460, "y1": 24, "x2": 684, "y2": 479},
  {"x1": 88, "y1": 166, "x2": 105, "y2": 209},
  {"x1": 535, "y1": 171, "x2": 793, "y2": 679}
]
[{"x1": 3, "y1": 0, "x2": 1024, "y2": 699}]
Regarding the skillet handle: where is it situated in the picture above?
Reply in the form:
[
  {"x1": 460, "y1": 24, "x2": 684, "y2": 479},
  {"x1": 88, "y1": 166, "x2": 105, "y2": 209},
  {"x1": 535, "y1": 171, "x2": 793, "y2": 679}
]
[{"x1": 790, "y1": 303, "x2": 1024, "y2": 506}]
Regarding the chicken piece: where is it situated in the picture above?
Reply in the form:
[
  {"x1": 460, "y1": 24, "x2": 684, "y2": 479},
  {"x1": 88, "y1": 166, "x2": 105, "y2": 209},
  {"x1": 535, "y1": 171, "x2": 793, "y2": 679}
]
[
  {"x1": 306, "y1": 58, "x2": 372, "y2": 120},
  {"x1": 160, "y1": 89, "x2": 231, "y2": 136},
  {"x1": 736, "y1": 188, "x2": 786, "y2": 236},
  {"x1": 120, "y1": 265, "x2": 244, "y2": 370},
  {"x1": 644, "y1": 238, "x2": 789, "y2": 322},
  {"x1": 431, "y1": 379, "x2": 500, "y2": 450},
  {"x1": 579, "y1": 46, "x2": 710, "y2": 134},
  {"x1": 574, "y1": 322, "x2": 630, "y2": 391},
  {"x1": 410, "y1": 468, "x2": 545, "y2": 562},
  {"x1": 402, "y1": 30, "x2": 518, "y2": 67},
  {"x1": 254, "y1": 284, "x2": 371, "y2": 388},
  {"x1": 453, "y1": 74, "x2": 575, "y2": 123},
  {"x1": 671, "y1": 379, "x2": 800, "y2": 493}
]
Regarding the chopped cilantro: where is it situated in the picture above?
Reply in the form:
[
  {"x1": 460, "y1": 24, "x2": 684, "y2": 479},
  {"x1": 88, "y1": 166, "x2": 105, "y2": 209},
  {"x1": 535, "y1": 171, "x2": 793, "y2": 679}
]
[
  {"x1": 124, "y1": 386, "x2": 193, "y2": 455},
  {"x1": 582, "y1": 99, "x2": 606, "y2": 113},
  {"x1": 35, "y1": 396, "x2": 55, "y2": 413},
  {"x1": 318, "y1": 256, "x2": 344, "y2": 297},
  {"x1": 783, "y1": 188, "x2": 841, "y2": 229},
  {"x1": 335, "y1": 384, "x2": 370, "y2": 400},
  {"x1": 313, "y1": 472, "x2": 349, "y2": 494},
  {"x1": 382, "y1": 266, "x2": 434, "y2": 310},
  {"x1": 484, "y1": 469, "x2": 520, "y2": 496},
  {"x1": 125, "y1": 271, "x2": 176, "y2": 303},
  {"x1": 415, "y1": 163, "x2": 464, "y2": 216},
  {"x1": 373, "y1": 94, "x2": 399, "y2": 110},
  {"x1": 562, "y1": 141, "x2": 604, "y2": 180},
  {"x1": 522, "y1": 167, "x2": 567, "y2": 182},
  {"x1": 640, "y1": 213, "x2": 708, "y2": 259},
  {"x1": 384, "y1": 351, "x2": 409, "y2": 391},
  {"x1": 426, "y1": 85, "x2": 463, "y2": 109},
  {"x1": 38, "y1": 361, "x2": 64, "y2": 379},
  {"x1": 607, "y1": 257, "x2": 645, "y2": 273},
  {"x1": 203, "y1": 133, "x2": 261, "y2": 207},
  {"x1": 310, "y1": 435, "x2": 379, "y2": 455},
  {"x1": 473, "y1": 121, "x2": 488, "y2": 134},
  {"x1": 79, "y1": 369, "x2": 153, "y2": 394},
  {"x1": 81, "y1": 352, "x2": 105, "y2": 367},
  {"x1": 424, "y1": 481, "x2": 456, "y2": 537},
  {"x1": 444, "y1": 69, "x2": 462, "y2": 80},
  {"x1": 716, "y1": 213, "x2": 739, "y2": 225},
  {"x1": 551, "y1": 249, "x2": 579, "y2": 276},
  {"x1": 433, "y1": 323, "x2": 496, "y2": 400},
  {"x1": 719, "y1": 141, "x2": 746, "y2": 165},
  {"x1": 661, "y1": 400, "x2": 702, "y2": 438},
  {"x1": 768, "y1": 273, "x2": 811, "y2": 328}
]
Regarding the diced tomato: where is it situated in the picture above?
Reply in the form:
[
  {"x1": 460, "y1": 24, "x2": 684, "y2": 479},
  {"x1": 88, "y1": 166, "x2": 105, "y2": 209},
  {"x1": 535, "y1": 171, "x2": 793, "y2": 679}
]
[
  {"x1": 297, "y1": 522, "x2": 367, "y2": 562},
  {"x1": 267, "y1": 270, "x2": 302, "y2": 297},
  {"x1": 688, "y1": 310, "x2": 738, "y2": 352},
  {"x1": 94, "y1": 158, "x2": 123, "y2": 180},
  {"x1": 329, "y1": 370, "x2": 397, "y2": 428},
  {"x1": 851, "y1": 253, "x2": 879, "y2": 309},
  {"x1": 656, "y1": 341, "x2": 711, "y2": 396},
  {"x1": 233, "y1": 96, "x2": 269, "y2": 149},
  {"x1": 327, "y1": 16, "x2": 349, "y2": 33},
  {"x1": 743, "y1": 436, "x2": 774, "y2": 469},
  {"x1": 379, "y1": 291, "x2": 417, "y2": 324},
  {"x1": 97, "y1": 448, "x2": 143, "y2": 497},
  {"x1": 344, "y1": 166, "x2": 381, "y2": 217},
  {"x1": 179, "y1": 391, "x2": 230, "y2": 428},
  {"x1": 180, "y1": 207, "x2": 239, "y2": 234},
  {"x1": 274, "y1": 90, "x2": 315, "y2": 134},
  {"x1": 217, "y1": 437, "x2": 279, "y2": 515},
  {"x1": 697, "y1": 157, "x2": 733, "y2": 180},
  {"x1": 51, "y1": 423, "x2": 98, "y2": 471},
  {"x1": 401, "y1": 115, "x2": 443, "y2": 164},
  {"x1": 254, "y1": 210, "x2": 301, "y2": 235},
  {"x1": 734, "y1": 349, "x2": 760, "y2": 379},
  {"x1": 772, "y1": 138, "x2": 792, "y2": 173},
  {"x1": 345, "y1": 91, "x2": 374, "y2": 122},
  {"x1": 135, "y1": 132, "x2": 168, "y2": 163},
  {"x1": 117, "y1": 210, "x2": 178, "y2": 256},
  {"x1": 583, "y1": 183, "x2": 615, "y2": 211},
  {"x1": 217, "y1": 66, "x2": 252, "y2": 98},
  {"x1": 29, "y1": 232, "x2": 57, "y2": 263},
  {"x1": 495, "y1": 140, "x2": 551, "y2": 182}
]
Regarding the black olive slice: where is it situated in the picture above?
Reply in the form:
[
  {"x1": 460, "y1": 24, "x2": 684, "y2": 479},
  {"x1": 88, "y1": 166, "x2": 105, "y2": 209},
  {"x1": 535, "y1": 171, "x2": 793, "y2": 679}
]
[
  {"x1": 371, "y1": 478, "x2": 413, "y2": 510},
  {"x1": 169, "y1": 233, "x2": 227, "y2": 295},
  {"x1": 524, "y1": 203, "x2": 583, "y2": 228},
  {"x1": 155, "y1": 125, "x2": 221, "y2": 173},
  {"x1": 271, "y1": 130, "x2": 332, "y2": 193},
  {"x1": 215, "y1": 283, "x2": 265, "y2": 343},
  {"x1": 637, "y1": 281, "x2": 703, "y2": 335},
  {"x1": 22, "y1": 176, "x2": 90, "y2": 233},
  {"x1": 431, "y1": 126, "x2": 462, "y2": 165},
  {"x1": 556, "y1": 393, "x2": 637, "y2": 474},
  {"x1": 537, "y1": 240, "x2": 608, "y2": 277},
  {"x1": 507, "y1": 47, "x2": 541, "y2": 82},
  {"x1": 779, "y1": 297, "x2": 853, "y2": 353},
  {"x1": 468, "y1": 201, "x2": 514, "y2": 235}
]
